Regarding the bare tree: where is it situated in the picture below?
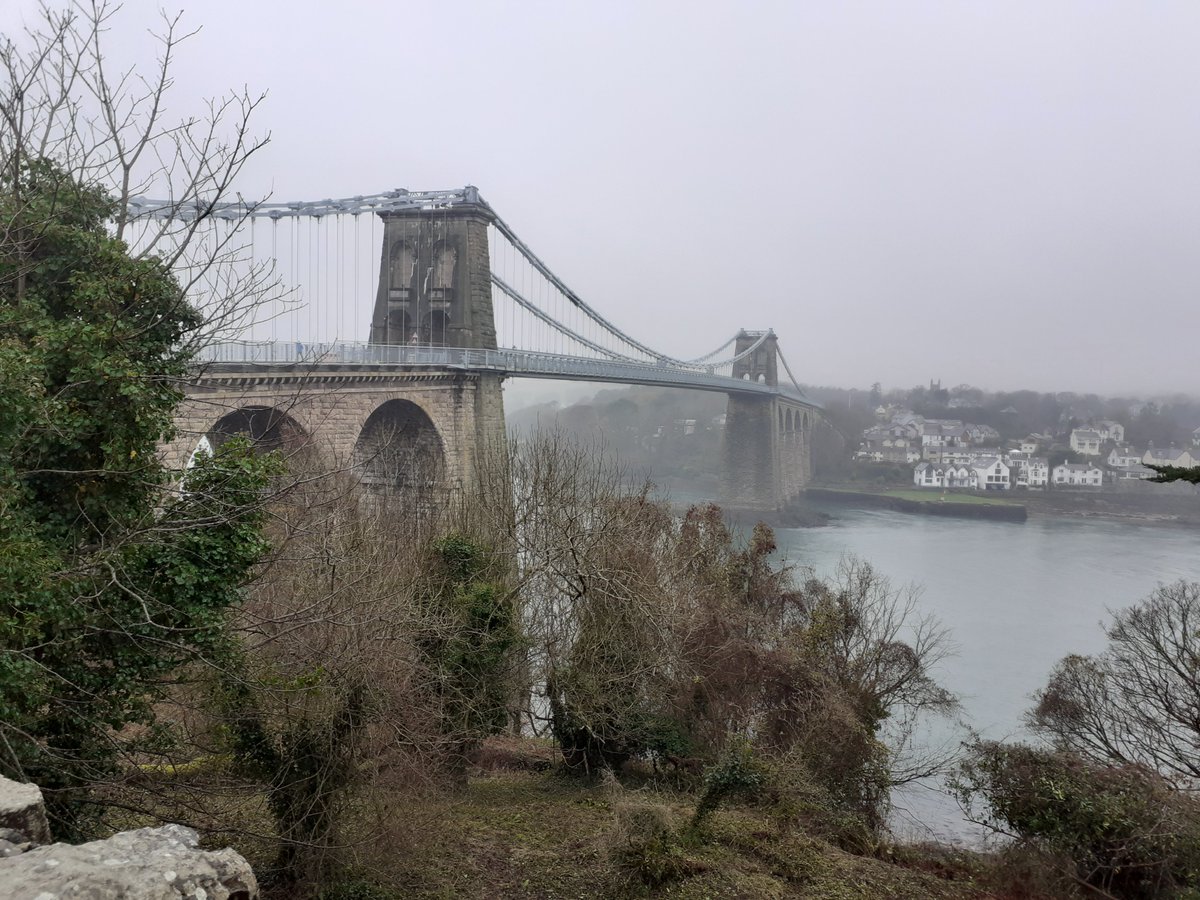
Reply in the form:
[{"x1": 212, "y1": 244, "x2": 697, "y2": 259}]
[
  {"x1": 1, "y1": 0, "x2": 275, "y2": 345},
  {"x1": 1030, "y1": 579, "x2": 1200, "y2": 785},
  {"x1": 463, "y1": 429, "x2": 958, "y2": 817}
]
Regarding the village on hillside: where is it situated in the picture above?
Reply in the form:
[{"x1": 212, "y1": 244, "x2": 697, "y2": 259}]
[{"x1": 857, "y1": 408, "x2": 1200, "y2": 491}]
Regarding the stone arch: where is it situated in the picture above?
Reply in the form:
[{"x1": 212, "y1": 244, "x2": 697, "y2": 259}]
[
  {"x1": 389, "y1": 240, "x2": 416, "y2": 294},
  {"x1": 430, "y1": 240, "x2": 457, "y2": 301},
  {"x1": 208, "y1": 405, "x2": 307, "y2": 453},
  {"x1": 778, "y1": 408, "x2": 786, "y2": 430},
  {"x1": 186, "y1": 435, "x2": 214, "y2": 468},
  {"x1": 388, "y1": 308, "x2": 414, "y2": 344},
  {"x1": 353, "y1": 399, "x2": 446, "y2": 506},
  {"x1": 423, "y1": 309, "x2": 450, "y2": 347}
]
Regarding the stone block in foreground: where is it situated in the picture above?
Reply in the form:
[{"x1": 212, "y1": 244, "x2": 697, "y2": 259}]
[
  {"x1": 0, "y1": 776, "x2": 51, "y2": 845},
  {"x1": 0, "y1": 823, "x2": 258, "y2": 899}
]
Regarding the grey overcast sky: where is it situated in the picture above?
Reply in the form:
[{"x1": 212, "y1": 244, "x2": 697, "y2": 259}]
[{"x1": 6, "y1": 1, "x2": 1200, "y2": 396}]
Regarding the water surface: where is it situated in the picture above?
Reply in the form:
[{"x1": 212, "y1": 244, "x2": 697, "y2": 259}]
[{"x1": 774, "y1": 507, "x2": 1199, "y2": 842}]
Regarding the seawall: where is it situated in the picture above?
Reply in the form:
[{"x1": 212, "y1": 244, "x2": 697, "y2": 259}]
[{"x1": 805, "y1": 488, "x2": 1028, "y2": 523}]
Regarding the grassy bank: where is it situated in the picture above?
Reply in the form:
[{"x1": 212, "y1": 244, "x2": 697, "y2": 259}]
[
  {"x1": 805, "y1": 487, "x2": 1027, "y2": 522},
  {"x1": 359, "y1": 765, "x2": 990, "y2": 898},
  {"x1": 107, "y1": 739, "x2": 1044, "y2": 899},
  {"x1": 875, "y1": 489, "x2": 1018, "y2": 506}
]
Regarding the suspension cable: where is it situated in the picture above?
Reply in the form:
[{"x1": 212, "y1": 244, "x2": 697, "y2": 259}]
[
  {"x1": 489, "y1": 214, "x2": 687, "y2": 366},
  {"x1": 776, "y1": 345, "x2": 810, "y2": 399},
  {"x1": 682, "y1": 334, "x2": 739, "y2": 365},
  {"x1": 491, "y1": 274, "x2": 639, "y2": 361}
]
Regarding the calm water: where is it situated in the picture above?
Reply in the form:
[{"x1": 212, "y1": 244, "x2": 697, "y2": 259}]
[{"x1": 773, "y1": 507, "x2": 1200, "y2": 843}]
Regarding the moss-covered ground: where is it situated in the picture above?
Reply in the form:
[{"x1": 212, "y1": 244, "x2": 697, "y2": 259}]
[
  {"x1": 373, "y1": 768, "x2": 995, "y2": 899},
  {"x1": 106, "y1": 738, "x2": 1022, "y2": 899}
]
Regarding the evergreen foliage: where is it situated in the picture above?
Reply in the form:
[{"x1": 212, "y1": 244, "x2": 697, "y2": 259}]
[
  {"x1": 422, "y1": 533, "x2": 519, "y2": 782},
  {"x1": 955, "y1": 742, "x2": 1200, "y2": 899},
  {"x1": 0, "y1": 160, "x2": 274, "y2": 834}
]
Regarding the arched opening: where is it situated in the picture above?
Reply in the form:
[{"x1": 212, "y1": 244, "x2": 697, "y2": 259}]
[
  {"x1": 430, "y1": 240, "x2": 457, "y2": 303},
  {"x1": 208, "y1": 406, "x2": 306, "y2": 454},
  {"x1": 187, "y1": 435, "x2": 214, "y2": 468},
  {"x1": 389, "y1": 241, "x2": 416, "y2": 296},
  {"x1": 388, "y1": 309, "x2": 413, "y2": 344},
  {"x1": 423, "y1": 309, "x2": 450, "y2": 347},
  {"x1": 353, "y1": 399, "x2": 446, "y2": 509}
]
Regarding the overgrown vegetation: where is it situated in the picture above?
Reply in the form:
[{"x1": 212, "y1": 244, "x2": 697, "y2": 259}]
[
  {"x1": 0, "y1": 157, "x2": 275, "y2": 836},
  {"x1": 7, "y1": 5, "x2": 1199, "y2": 900},
  {"x1": 956, "y1": 743, "x2": 1200, "y2": 898},
  {"x1": 954, "y1": 580, "x2": 1200, "y2": 899}
]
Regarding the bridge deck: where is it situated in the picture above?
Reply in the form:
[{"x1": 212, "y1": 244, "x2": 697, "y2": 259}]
[{"x1": 196, "y1": 342, "x2": 818, "y2": 405}]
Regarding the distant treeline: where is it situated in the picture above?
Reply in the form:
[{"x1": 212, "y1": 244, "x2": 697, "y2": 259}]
[
  {"x1": 508, "y1": 382, "x2": 1200, "y2": 488},
  {"x1": 800, "y1": 382, "x2": 1200, "y2": 454},
  {"x1": 507, "y1": 386, "x2": 727, "y2": 490}
]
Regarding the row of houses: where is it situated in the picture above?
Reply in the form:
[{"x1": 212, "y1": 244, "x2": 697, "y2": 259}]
[
  {"x1": 858, "y1": 413, "x2": 1001, "y2": 463},
  {"x1": 914, "y1": 455, "x2": 1104, "y2": 490}
]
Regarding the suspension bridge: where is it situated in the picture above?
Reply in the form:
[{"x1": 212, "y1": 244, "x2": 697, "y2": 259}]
[{"x1": 135, "y1": 187, "x2": 819, "y2": 511}]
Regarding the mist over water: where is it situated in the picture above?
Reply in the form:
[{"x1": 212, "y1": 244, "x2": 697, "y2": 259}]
[{"x1": 774, "y1": 508, "x2": 1199, "y2": 843}]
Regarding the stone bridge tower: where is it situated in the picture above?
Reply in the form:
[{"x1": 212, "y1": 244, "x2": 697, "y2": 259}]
[
  {"x1": 368, "y1": 188, "x2": 498, "y2": 351},
  {"x1": 169, "y1": 194, "x2": 507, "y2": 512},
  {"x1": 720, "y1": 330, "x2": 812, "y2": 512}
]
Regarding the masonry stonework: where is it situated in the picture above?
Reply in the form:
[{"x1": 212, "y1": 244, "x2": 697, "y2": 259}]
[
  {"x1": 167, "y1": 368, "x2": 507, "y2": 501},
  {"x1": 368, "y1": 203, "x2": 497, "y2": 350},
  {"x1": 721, "y1": 330, "x2": 817, "y2": 511},
  {"x1": 168, "y1": 200, "x2": 509, "y2": 503}
]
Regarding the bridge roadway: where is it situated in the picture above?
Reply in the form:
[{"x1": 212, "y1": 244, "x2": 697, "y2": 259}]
[{"x1": 196, "y1": 341, "x2": 820, "y2": 407}]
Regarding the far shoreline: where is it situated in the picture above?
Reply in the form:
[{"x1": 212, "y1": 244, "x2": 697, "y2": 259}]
[{"x1": 795, "y1": 484, "x2": 1200, "y2": 530}]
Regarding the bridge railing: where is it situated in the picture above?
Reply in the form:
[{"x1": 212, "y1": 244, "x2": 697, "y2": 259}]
[{"x1": 194, "y1": 341, "x2": 814, "y2": 402}]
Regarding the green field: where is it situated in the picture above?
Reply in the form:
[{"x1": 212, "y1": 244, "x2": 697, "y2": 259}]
[{"x1": 882, "y1": 488, "x2": 1018, "y2": 506}]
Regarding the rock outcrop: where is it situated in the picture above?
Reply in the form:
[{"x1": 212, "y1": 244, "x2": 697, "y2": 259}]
[
  {"x1": 0, "y1": 776, "x2": 52, "y2": 844},
  {"x1": 0, "y1": 775, "x2": 258, "y2": 899}
]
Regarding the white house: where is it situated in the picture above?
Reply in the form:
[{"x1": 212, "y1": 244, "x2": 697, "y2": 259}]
[
  {"x1": 1027, "y1": 457, "x2": 1049, "y2": 488},
  {"x1": 972, "y1": 457, "x2": 1010, "y2": 491},
  {"x1": 944, "y1": 463, "x2": 977, "y2": 489},
  {"x1": 913, "y1": 462, "x2": 944, "y2": 488},
  {"x1": 1053, "y1": 463, "x2": 1104, "y2": 487},
  {"x1": 1069, "y1": 428, "x2": 1103, "y2": 456},
  {"x1": 1143, "y1": 446, "x2": 1197, "y2": 469},
  {"x1": 1008, "y1": 453, "x2": 1049, "y2": 488},
  {"x1": 1096, "y1": 420, "x2": 1125, "y2": 444},
  {"x1": 913, "y1": 462, "x2": 978, "y2": 490},
  {"x1": 1107, "y1": 445, "x2": 1143, "y2": 469}
]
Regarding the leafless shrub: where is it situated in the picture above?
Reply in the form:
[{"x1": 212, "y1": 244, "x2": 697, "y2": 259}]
[
  {"x1": 466, "y1": 428, "x2": 956, "y2": 836},
  {"x1": 1, "y1": 0, "x2": 278, "y2": 346},
  {"x1": 1030, "y1": 579, "x2": 1200, "y2": 786}
]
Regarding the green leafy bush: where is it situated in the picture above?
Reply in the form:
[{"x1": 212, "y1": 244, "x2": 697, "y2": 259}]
[
  {"x1": 955, "y1": 742, "x2": 1200, "y2": 898},
  {"x1": 421, "y1": 534, "x2": 520, "y2": 784},
  {"x1": 691, "y1": 739, "x2": 764, "y2": 828}
]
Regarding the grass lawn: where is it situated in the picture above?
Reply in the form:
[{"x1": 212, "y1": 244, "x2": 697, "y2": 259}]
[
  {"x1": 106, "y1": 736, "x2": 1010, "y2": 898},
  {"x1": 383, "y1": 768, "x2": 991, "y2": 899}
]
